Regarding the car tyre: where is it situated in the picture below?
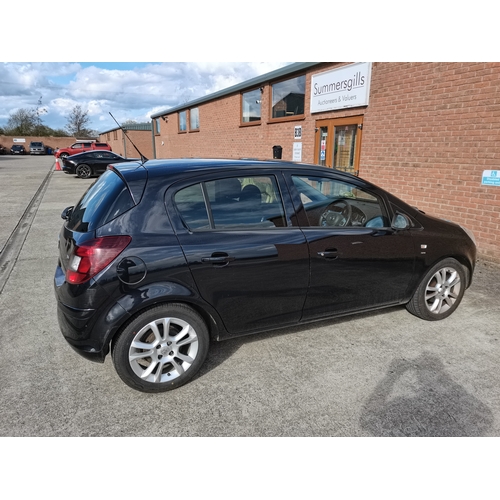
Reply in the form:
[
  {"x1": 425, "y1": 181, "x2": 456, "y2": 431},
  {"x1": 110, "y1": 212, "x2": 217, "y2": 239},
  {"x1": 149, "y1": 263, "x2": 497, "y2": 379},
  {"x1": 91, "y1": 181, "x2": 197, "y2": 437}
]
[
  {"x1": 75, "y1": 164, "x2": 93, "y2": 179},
  {"x1": 59, "y1": 153, "x2": 69, "y2": 159},
  {"x1": 112, "y1": 303, "x2": 210, "y2": 393},
  {"x1": 406, "y1": 258, "x2": 466, "y2": 321}
]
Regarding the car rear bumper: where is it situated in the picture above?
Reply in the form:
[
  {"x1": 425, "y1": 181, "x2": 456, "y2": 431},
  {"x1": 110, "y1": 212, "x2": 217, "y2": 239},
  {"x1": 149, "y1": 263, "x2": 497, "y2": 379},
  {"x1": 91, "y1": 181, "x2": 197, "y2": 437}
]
[{"x1": 54, "y1": 264, "x2": 131, "y2": 363}]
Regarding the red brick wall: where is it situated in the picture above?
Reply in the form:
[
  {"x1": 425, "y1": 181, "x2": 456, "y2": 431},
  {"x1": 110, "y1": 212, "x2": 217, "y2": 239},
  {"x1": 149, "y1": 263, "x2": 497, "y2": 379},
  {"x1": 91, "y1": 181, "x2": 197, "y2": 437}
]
[
  {"x1": 153, "y1": 62, "x2": 500, "y2": 264},
  {"x1": 99, "y1": 129, "x2": 153, "y2": 158},
  {"x1": 0, "y1": 135, "x2": 78, "y2": 152},
  {"x1": 361, "y1": 62, "x2": 500, "y2": 264}
]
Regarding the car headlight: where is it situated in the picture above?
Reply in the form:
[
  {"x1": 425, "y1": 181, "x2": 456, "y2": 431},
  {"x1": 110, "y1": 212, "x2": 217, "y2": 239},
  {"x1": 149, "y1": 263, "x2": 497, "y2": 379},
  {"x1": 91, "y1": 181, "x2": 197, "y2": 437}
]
[{"x1": 460, "y1": 225, "x2": 477, "y2": 246}]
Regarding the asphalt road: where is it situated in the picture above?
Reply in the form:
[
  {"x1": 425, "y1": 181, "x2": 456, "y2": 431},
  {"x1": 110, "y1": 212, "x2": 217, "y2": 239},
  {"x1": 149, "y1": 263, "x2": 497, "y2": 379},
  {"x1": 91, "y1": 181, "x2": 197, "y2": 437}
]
[{"x1": 0, "y1": 154, "x2": 499, "y2": 437}]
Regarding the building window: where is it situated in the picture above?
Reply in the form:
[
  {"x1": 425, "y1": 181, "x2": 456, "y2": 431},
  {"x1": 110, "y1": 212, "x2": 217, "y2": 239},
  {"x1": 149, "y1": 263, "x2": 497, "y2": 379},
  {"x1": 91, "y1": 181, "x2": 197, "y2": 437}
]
[
  {"x1": 189, "y1": 108, "x2": 199, "y2": 131},
  {"x1": 179, "y1": 111, "x2": 187, "y2": 132},
  {"x1": 241, "y1": 88, "x2": 261, "y2": 124},
  {"x1": 271, "y1": 75, "x2": 305, "y2": 120},
  {"x1": 155, "y1": 119, "x2": 161, "y2": 134},
  {"x1": 113, "y1": 130, "x2": 118, "y2": 140}
]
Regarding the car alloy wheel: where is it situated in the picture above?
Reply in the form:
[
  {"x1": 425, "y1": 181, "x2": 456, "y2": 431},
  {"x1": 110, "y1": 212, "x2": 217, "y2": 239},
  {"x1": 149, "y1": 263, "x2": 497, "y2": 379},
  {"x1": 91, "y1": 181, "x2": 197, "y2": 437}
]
[
  {"x1": 406, "y1": 258, "x2": 466, "y2": 321},
  {"x1": 112, "y1": 304, "x2": 209, "y2": 392},
  {"x1": 76, "y1": 164, "x2": 92, "y2": 179}
]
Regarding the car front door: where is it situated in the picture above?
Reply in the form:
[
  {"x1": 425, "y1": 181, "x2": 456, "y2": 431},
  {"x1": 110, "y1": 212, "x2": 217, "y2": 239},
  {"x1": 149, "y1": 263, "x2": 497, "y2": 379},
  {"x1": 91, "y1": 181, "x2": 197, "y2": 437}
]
[
  {"x1": 167, "y1": 171, "x2": 310, "y2": 335},
  {"x1": 286, "y1": 171, "x2": 416, "y2": 320}
]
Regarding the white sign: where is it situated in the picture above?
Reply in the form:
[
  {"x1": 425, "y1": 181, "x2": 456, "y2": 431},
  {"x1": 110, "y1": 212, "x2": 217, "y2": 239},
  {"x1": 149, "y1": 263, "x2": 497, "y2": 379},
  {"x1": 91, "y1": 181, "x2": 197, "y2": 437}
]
[
  {"x1": 482, "y1": 170, "x2": 500, "y2": 186},
  {"x1": 310, "y1": 62, "x2": 372, "y2": 113},
  {"x1": 293, "y1": 142, "x2": 302, "y2": 162},
  {"x1": 13, "y1": 138, "x2": 26, "y2": 143},
  {"x1": 294, "y1": 126, "x2": 302, "y2": 140}
]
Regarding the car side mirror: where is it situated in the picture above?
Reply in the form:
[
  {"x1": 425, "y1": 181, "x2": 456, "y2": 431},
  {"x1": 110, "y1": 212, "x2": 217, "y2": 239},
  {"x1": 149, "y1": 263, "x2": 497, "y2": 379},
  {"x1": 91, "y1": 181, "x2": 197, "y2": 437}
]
[
  {"x1": 61, "y1": 206, "x2": 74, "y2": 220},
  {"x1": 391, "y1": 213, "x2": 410, "y2": 230}
]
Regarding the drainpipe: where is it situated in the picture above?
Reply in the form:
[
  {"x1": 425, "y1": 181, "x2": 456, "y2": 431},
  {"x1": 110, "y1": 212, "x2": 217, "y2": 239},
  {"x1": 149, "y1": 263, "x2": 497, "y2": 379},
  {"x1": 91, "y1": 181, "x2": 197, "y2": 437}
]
[
  {"x1": 151, "y1": 119, "x2": 157, "y2": 159},
  {"x1": 122, "y1": 130, "x2": 127, "y2": 158}
]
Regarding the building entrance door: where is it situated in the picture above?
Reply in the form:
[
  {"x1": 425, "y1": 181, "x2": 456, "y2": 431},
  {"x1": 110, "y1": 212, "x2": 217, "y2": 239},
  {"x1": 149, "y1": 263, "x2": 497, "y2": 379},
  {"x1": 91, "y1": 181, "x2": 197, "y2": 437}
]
[{"x1": 314, "y1": 116, "x2": 364, "y2": 175}]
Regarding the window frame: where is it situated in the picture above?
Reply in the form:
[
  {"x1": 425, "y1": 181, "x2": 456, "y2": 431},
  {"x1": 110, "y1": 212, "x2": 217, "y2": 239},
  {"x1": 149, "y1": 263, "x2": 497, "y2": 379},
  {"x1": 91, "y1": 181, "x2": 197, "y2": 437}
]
[
  {"x1": 269, "y1": 74, "x2": 306, "y2": 123},
  {"x1": 189, "y1": 107, "x2": 200, "y2": 132},
  {"x1": 178, "y1": 110, "x2": 187, "y2": 133},
  {"x1": 240, "y1": 88, "x2": 262, "y2": 126},
  {"x1": 285, "y1": 171, "x2": 391, "y2": 230},
  {"x1": 168, "y1": 173, "x2": 290, "y2": 232}
]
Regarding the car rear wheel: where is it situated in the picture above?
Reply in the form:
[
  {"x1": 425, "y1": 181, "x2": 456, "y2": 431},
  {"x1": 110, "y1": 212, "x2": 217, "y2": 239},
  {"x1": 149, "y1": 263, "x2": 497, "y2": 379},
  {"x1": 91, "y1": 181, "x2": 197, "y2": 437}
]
[
  {"x1": 59, "y1": 153, "x2": 69, "y2": 159},
  {"x1": 406, "y1": 258, "x2": 466, "y2": 321},
  {"x1": 76, "y1": 164, "x2": 93, "y2": 179},
  {"x1": 112, "y1": 304, "x2": 210, "y2": 393}
]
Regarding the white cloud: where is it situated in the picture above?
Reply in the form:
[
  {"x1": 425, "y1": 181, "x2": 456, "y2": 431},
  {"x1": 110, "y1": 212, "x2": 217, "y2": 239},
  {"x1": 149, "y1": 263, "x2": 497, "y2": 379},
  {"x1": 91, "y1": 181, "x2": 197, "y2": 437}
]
[{"x1": 0, "y1": 61, "x2": 291, "y2": 132}]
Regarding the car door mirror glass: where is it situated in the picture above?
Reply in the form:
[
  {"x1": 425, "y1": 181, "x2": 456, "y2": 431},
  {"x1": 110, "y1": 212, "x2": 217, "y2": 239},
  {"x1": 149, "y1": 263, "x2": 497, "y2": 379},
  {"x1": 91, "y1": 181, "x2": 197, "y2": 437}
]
[{"x1": 392, "y1": 213, "x2": 410, "y2": 230}]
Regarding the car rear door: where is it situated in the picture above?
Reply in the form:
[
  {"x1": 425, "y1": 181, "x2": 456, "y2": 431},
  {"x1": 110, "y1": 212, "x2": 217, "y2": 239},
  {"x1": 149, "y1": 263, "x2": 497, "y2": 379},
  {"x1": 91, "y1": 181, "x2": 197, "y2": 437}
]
[
  {"x1": 167, "y1": 170, "x2": 310, "y2": 335},
  {"x1": 285, "y1": 170, "x2": 416, "y2": 320}
]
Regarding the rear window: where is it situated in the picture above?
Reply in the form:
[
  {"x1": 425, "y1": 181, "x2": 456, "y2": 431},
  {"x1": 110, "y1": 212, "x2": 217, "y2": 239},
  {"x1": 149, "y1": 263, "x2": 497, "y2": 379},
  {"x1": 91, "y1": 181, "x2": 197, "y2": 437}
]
[{"x1": 66, "y1": 170, "x2": 134, "y2": 232}]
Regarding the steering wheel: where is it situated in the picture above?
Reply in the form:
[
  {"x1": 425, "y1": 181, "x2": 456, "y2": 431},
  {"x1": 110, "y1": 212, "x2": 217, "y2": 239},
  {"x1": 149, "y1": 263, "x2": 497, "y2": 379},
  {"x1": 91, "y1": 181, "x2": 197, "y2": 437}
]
[{"x1": 318, "y1": 200, "x2": 352, "y2": 227}]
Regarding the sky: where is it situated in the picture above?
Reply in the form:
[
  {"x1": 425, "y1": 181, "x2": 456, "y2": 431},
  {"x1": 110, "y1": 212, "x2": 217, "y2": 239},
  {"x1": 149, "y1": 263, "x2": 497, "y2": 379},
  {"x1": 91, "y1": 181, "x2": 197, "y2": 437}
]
[{"x1": 0, "y1": 62, "x2": 293, "y2": 133}]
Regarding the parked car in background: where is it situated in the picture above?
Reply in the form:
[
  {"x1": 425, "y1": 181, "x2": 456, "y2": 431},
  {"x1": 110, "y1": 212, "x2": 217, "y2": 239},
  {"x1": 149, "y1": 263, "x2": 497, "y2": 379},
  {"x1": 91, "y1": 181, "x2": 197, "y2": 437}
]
[
  {"x1": 29, "y1": 141, "x2": 45, "y2": 155},
  {"x1": 10, "y1": 145, "x2": 27, "y2": 155},
  {"x1": 0, "y1": 145, "x2": 6, "y2": 155},
  {"x1": 62, "y1": 150, "x2": 140, "y2": 178},
  {"x1": 54, "y1": 159, "x2": 477, "y2": 394},
  {"x1": 54, "y1": 141, "x2": 112, "y2": 159}
]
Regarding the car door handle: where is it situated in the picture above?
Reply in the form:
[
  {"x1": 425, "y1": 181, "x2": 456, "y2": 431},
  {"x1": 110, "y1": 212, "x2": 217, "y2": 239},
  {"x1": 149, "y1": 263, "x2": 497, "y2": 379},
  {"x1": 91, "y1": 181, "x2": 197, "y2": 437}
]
[
  {"x1": 317, "y1": 250, "x2": 339, "y2": 259},
  {"x1": 201, "y1": 253, "x2": 235, "y2": 266}
]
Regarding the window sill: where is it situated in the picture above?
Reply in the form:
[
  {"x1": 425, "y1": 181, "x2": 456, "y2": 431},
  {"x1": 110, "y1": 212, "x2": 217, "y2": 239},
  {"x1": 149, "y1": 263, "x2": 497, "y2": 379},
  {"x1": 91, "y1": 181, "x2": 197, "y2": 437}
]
[
  {"x1": 239, "y1": 121, "x2": 261, "y2": 128},
  {"x1": 267, "y1": 115, "x2": 306, "y2": 124}
]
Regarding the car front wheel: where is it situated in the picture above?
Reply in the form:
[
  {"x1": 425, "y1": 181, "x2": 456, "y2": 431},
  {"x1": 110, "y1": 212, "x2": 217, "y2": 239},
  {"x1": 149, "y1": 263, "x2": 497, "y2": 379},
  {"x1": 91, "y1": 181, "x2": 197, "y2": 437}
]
[
  {"x1": 406, "y1": 258, "x2": 466, "y2": 321},
  {"x1": 75, "y1": 164, "x2": 92, "y2": 179},
  {"x1": 112, "y1": 304, "x2": 210, "y2": 393}
]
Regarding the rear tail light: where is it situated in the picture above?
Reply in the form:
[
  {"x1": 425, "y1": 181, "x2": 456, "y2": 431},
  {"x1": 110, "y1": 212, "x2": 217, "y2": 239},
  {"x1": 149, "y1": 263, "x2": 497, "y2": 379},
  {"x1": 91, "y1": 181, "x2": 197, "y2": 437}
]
[{"x1": 66, "y1": 236, "x2": 132, "y2": 285}]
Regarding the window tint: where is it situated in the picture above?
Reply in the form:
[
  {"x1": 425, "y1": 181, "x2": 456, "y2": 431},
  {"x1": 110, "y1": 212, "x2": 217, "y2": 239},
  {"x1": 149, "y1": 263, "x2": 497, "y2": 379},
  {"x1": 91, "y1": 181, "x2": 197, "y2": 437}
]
[
  {"x1": 174, "y1": 183, "x2": 210, "y2": 230},
  {"x1": 292, "y1": 175, "x2": 388, "y2": 228},
  {"x1": 67, "y1": 170, "x2": 134, "y2": 232},
  {"x1": 173, "y1": 176, "x2": 286, "y2": 231}
]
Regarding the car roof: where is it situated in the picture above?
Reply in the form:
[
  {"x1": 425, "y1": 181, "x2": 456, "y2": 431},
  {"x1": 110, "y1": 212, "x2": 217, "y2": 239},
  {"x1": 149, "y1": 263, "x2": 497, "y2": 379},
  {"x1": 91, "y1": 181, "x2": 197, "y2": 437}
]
[
  {"x1": 119, "y1": 158, "x2": 357, "y2": 180},
  {"x1": 70, "y1": 150, "x2": 120, "y2": 158}
]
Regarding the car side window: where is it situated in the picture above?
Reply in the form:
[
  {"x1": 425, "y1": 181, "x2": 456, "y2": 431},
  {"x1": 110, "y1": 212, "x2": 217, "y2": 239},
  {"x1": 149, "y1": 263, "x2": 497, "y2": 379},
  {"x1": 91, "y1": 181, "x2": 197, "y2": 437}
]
[
  {"x1": 292, "y1": 175, "x2": 389, "y2": 228},
  {"x1": 174, "y1": 183, "x2": 211, "y2": 230},
  {"x1": 173, "y1": 175, "x2": 286, "y2": 231}
]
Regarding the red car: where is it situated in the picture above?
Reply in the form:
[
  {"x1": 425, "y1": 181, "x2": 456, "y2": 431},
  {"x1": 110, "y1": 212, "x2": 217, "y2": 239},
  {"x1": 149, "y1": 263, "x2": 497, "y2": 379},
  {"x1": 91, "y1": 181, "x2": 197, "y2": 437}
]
[{"x1": 54, "y1": 142, "x2": 112, "y2": 159}]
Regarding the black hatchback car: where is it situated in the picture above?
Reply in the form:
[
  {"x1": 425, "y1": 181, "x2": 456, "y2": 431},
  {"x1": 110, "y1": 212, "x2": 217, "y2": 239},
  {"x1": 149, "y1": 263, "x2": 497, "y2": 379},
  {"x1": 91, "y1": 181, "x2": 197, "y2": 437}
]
[
  {"x1": 10, "y1": 144, "x2": 26, "y2": 154},
  {"x1": 61, "y1": 150, "x2": 139, "y2": 178},
  {"x1": 54, "y1": 159, "x2": 476, "y2": 393}
]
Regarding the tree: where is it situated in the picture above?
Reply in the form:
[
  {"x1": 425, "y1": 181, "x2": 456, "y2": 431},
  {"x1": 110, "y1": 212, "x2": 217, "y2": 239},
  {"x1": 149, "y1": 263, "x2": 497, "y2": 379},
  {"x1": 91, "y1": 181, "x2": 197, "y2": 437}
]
[
  {"x1": 65, "y1": 105, "x2": 93, "y2": 137},
  {"x1": 5, "y1": 108, "x2": 38, "y2": 135}
]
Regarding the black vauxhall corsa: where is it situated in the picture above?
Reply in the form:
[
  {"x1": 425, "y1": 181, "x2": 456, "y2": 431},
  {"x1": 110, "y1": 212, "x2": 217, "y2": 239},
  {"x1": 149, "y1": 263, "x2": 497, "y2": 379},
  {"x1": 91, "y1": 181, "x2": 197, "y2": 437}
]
[{"x1": 54, "y1": 159, "x2": 477, "y2": 393}]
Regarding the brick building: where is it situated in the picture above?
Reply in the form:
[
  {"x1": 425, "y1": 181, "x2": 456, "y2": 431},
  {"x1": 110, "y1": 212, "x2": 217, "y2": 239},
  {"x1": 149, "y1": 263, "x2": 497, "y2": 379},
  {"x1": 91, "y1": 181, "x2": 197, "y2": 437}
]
[
  {"x1": 150, "y1": 62, "x2": 500, "y2": 264},
  {"x1": 99, "y1": 122, "x2": 153, "y2": 159}
]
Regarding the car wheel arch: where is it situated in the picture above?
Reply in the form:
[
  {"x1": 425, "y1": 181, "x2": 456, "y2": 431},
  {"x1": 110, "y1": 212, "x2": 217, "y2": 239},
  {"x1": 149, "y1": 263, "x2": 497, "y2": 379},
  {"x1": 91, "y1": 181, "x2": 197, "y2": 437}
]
[{"x1": 111, "y1": 284, "x2": 223, "y2": 340}]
